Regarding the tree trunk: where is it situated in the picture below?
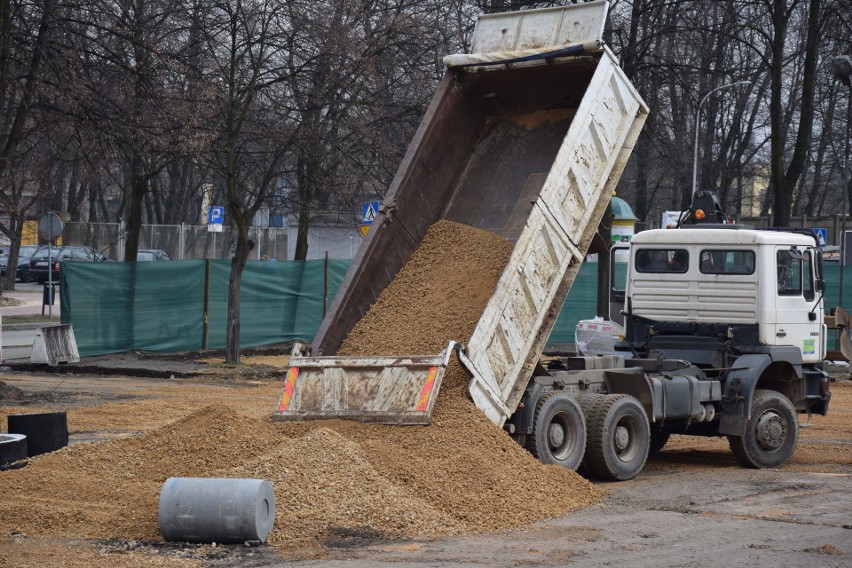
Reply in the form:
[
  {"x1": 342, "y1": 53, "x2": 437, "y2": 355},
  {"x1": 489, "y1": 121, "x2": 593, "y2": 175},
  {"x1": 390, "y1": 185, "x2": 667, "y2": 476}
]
[
  {"x1": 768, "y1": 0, "x2": 821, "y2": 227},
  {"x1": 294, "y1": 154, "x2": 312, "y2": 261},
  {"x1": 123, "y1": 157, "x2": 146, "y2": 262},
  {"x1": 226, "y1": 230, "x2": 250, "y2": 365}
]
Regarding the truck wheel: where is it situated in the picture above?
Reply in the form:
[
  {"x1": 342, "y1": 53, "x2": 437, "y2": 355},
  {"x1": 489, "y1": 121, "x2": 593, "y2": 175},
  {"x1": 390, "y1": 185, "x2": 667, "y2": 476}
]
[
  {"x1": 727, "y1": 389, "x2": 798, "y2": 469},
  {"x1": 584, "y1": 394, "x2": 650, "y2": 481},
  {"x1": 575, "y1": 394, "x2": 606, "y2": 476},
  {"x1": 526, "y1": 391, "x2": 586, "y2": 470},
  {"x1": 649, "y1": 426, "x2": 670, "y2": 455}
]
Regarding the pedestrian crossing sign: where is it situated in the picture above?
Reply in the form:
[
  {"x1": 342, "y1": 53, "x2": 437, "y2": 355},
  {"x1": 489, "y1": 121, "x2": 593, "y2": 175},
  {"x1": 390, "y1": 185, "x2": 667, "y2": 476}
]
[{"x1": 361, "y1": 201, "x2": 380, "y2": 224}]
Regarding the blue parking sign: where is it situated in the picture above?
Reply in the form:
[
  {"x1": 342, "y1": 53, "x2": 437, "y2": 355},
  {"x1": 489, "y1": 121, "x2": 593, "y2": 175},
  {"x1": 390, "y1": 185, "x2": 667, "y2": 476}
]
[{"x1": 208, "y1": 206, "x2": 224, "y2": 225}]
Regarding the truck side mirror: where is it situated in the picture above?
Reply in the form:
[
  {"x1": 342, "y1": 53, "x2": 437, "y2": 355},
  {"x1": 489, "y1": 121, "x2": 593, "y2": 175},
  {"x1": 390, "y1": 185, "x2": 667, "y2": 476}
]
[{"x1": 815, "y1": 248, "x2": 826, "y2": 292}]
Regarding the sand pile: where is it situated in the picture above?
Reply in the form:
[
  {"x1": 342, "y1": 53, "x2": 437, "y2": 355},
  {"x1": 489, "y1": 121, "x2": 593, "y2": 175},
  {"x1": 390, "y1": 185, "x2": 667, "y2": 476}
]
[
  {"x1": 0, "y1": 406, "x2": 281, "y2": 540},
  {"x1": 0, "y1": 220, "x2": 603, "y2": 555},
  {"x1": 268, "y1": 219, "x2": 602, "y2": 543}
]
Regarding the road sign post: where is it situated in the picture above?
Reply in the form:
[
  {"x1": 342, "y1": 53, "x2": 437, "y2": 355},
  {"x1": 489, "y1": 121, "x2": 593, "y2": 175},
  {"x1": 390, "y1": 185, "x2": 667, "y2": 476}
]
[
  {"x1": 360, "y1": 201, "x2": 380, "y2": 237},
  {"x1": 208, "y1": 206, "x2": 224, "y2": 232}
]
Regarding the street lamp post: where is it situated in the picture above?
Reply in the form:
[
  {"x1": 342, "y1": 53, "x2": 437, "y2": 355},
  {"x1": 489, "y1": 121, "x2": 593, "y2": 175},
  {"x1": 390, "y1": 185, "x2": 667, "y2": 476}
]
[
  {"x1": 692, "y1": 81, "x2": 752, "y2": 196},
  {"x1": 831, "y1": 55, "x2": 851, "y2": 307}
]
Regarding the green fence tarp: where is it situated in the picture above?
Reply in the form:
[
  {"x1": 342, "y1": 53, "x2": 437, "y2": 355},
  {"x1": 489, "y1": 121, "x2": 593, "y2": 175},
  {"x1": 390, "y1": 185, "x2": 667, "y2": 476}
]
[
  {"x1": 61, "y1": 259, "x2": 350, "y2": 357},
  {"x1": 61, "y1": 260, "x2": 852, "y2": 357}
]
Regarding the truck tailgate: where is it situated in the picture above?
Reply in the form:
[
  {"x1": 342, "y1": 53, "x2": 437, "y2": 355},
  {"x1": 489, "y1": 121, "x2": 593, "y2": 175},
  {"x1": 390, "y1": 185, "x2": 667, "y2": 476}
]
[
  {"x1": 273, "y1": 343, "x2": 457, "y2": 425},
  {"x1": 465, "y1": 49, "x2": 648, "y2": 426}
]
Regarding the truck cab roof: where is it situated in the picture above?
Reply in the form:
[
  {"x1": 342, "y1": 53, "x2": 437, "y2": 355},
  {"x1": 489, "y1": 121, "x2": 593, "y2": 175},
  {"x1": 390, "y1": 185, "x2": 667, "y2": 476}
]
[{"x1": 631, "y1": 227, "x2": 817, "y2": 248}]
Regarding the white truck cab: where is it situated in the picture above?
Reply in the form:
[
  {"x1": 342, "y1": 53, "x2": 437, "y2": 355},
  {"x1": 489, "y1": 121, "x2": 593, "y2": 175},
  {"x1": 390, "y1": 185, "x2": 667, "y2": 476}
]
[
  {"x1": 603, "y1": 191, "x2": 831, "y2": 474},
  {"x1": 620, "y1": 227, "x2": 825, "y2": 363}
]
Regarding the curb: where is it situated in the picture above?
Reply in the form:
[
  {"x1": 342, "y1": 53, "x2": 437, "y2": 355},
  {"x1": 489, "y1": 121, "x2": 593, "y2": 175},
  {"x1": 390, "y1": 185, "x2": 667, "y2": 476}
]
[{"x1": 1, "y1": 323, "x2": 62, "y2": 331}]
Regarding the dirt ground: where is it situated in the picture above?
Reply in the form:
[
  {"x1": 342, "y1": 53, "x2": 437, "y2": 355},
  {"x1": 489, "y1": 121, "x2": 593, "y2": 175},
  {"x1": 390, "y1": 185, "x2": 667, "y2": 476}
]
[
  {"x1": 0, "y1": 354, "x2": 850, "y2": 568},
  {"x1": 1, "y1": 222, "x2": 849, "y2": 566}
]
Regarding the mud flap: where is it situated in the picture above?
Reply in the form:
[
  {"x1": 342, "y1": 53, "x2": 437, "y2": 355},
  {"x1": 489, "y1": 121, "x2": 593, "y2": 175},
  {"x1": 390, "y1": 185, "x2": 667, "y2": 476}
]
[
  {"x1": 831, "y1": 306, "x2": 852, "y2": 361},
  {"x1": 717, "y1": 354, "x2": 772, "y2": 436},
  {"x1": 272, "y1": 342, "x2": 459, "y2": 425}
]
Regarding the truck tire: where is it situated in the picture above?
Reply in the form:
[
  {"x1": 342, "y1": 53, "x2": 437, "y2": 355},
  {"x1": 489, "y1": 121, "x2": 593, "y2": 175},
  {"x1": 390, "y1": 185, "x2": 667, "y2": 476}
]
[
  {"x1": 575, "y1": 394, "x2": 606, "y2": 476},
  {"x1": 526, "y1": 391, "x2": 586, "y2": 470},
  {"x1": 584, "y1": 394, "x2": 650, "y2": 481},
  {"x1": 649, "y1": 426, "x2": 670, "y2": 455},
  {"x1": 727, "y1": 389, "x2": 798, "y2": 469}
]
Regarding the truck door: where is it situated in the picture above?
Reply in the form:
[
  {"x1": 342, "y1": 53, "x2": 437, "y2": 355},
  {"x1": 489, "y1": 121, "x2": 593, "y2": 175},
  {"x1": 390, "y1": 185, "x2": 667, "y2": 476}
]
[
  {"x1": 609, "y1": 245, "x2": 630, "y2": 326},
  {"x1": 774, "y1": 246, "x2": 822, "y2": 363}
]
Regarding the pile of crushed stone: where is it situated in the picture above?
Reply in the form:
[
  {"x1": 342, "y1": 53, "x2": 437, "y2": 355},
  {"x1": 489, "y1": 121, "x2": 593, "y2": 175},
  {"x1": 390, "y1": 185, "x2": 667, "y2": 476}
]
[
  {"x1": 0, "y1": 380, "x2": 26, "y2": 401},
  {"x1": 0, "y1": 220, "x2": 603, "y2": 556}
]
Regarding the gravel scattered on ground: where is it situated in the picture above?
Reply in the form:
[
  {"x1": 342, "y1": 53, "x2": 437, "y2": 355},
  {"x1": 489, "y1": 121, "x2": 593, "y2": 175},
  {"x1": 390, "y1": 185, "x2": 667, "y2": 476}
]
[{"x1": 0, "y1": 220, "x2": 604, "y2": 563}]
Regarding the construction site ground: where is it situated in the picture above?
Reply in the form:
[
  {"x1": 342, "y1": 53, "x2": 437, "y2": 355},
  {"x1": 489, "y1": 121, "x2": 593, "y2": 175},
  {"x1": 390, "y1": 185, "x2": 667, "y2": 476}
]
[{"x1": 0, "y1": 350, "x2": 850, "y2": 568}]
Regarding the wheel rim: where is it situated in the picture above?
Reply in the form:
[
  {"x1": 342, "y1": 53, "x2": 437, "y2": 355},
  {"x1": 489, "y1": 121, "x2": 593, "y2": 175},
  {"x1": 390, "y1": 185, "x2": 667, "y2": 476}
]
[
  {"x1": 612, "y1": 415, "x2": 641, "y2": 463},
  {"x1": 548, "y1": 411, "x2": 576, "y2": 461},
  {"x1": 755, "y1": 410, "x2": 787, "y2": 452}
]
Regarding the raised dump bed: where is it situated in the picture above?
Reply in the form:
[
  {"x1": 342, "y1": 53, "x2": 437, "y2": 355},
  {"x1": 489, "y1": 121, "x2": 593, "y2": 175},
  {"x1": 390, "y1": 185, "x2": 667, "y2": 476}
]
[{"x1": 274, "y1": 2, "x2": 648, "y2": 426}]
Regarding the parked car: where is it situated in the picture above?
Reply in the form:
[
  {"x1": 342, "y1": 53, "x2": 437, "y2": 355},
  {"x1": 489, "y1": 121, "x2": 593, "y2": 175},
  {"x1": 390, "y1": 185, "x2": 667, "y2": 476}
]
[
  {"x1": 0, "y1": 245, "x2": 39, "y2": 282},
  {"x1": 28, "y1": 245, "x2": 108, "y2": 284},
  {"x1": 136, "y1": 249, "x2": 171, "y2": 261}
]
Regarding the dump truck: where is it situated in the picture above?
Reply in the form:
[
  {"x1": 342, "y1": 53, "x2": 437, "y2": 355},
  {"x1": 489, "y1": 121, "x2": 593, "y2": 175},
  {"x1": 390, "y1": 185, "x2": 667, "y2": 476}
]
[
  {"x1": 272, "y1": 3, "x2": 832, "y2": 481},
  {"x1": 274, "y1": 1, "x2": 649, "y2": 466}
]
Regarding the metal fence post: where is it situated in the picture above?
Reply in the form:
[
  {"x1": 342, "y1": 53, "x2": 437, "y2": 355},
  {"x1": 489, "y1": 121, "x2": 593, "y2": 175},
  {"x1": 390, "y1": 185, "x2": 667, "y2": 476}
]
[
  {"x1": 179, "y1": 223, "x2": 185, "y2": 260},
  {"x1": 203, "y1": 259, "x2": 211, "y2": 349},
  {"x1": 118, "y1": 220, "x2": 126, "y2": 261}
]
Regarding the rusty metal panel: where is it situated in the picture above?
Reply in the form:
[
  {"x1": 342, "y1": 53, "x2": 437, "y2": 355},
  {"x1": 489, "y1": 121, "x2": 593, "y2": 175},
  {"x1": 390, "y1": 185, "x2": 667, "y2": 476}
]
[
  {"x1": 312, "y1": 74, "x2": 484, "y2": 356},
  {"x1": 466, "y1": 48, "x2": 648, "y2": 426},
  {"x1": 273, "y1": 343, "x2": 457, "y2": 425}
]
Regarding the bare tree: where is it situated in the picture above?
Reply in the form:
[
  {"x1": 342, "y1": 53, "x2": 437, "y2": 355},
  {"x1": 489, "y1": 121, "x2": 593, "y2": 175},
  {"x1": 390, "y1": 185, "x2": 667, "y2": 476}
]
[
  {"x1": 764, "y1": 0, "x2": 822, "y2": 226},
  {"x1": 282, "y1": 0, "x2": 446, "y2": 260},
  {"x1": 199, "y1": 0, "x2": 294, "y2": 364},
  {"x1": 57, "y1": 0, "x2": 207, "y2": 260},
  {"x1": 0, "y1": 0, "x2": 56, "y2": 292}
]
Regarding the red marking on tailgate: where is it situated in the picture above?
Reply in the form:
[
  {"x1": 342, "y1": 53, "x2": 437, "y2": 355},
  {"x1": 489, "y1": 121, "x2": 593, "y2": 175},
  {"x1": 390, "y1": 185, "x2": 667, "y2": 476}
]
[
  {"x1": 415, "y1": 367, "x2": 439, "y2": 411},
  {"x1": 277, "y1": 367, "x2": 300, "y2": 411}
]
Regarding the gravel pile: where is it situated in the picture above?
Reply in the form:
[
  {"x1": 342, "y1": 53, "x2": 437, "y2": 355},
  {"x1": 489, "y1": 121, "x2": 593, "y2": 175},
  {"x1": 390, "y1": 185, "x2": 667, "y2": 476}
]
[
  {"x1": 0, "y1": 220, "x2": 603, "y2": 556},
  {"x1": 0, "y1": 380, "x2": 26, "y2": 401}
]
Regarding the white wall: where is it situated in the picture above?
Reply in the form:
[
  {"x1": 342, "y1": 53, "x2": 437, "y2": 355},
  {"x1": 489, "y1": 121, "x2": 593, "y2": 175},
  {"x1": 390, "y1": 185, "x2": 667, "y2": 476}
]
[{"x1": 285, "y1": 222, "x2": 363, "y2": 260}]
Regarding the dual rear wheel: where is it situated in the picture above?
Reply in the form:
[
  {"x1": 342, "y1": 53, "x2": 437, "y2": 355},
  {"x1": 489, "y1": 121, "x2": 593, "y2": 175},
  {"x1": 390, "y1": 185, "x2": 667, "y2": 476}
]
[
  {"x1": 528, "y1": 392, "x2": 650, "y2": 481},
  {"x1": 527, "y1": 388, "x2": 798, "y2": 477}
]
